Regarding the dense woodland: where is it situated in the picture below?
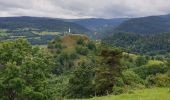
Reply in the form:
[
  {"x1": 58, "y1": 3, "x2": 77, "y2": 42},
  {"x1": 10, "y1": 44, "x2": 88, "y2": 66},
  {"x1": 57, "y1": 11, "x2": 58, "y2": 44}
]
[
  {"x1": 115, "y1": 14, "x2": 170, "y2": 34},
  {"x1": 103, "y1": 32, "x2": 170, "y2": 55},
  {"x1": 0, "y1": 34, "x2": 170, "y2": 100}
]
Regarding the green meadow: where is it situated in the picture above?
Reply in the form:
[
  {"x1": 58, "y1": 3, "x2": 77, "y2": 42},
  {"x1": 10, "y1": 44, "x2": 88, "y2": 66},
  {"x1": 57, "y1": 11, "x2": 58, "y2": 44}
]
[{"x1": 79, "y1": 88, "x2": 170, "y2": 100}]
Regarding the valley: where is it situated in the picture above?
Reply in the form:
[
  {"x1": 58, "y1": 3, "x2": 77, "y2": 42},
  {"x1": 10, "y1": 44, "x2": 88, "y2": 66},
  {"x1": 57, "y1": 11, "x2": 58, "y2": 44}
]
[{"x1": 0, "y1": 14, "x2": 170, "y2": 100}]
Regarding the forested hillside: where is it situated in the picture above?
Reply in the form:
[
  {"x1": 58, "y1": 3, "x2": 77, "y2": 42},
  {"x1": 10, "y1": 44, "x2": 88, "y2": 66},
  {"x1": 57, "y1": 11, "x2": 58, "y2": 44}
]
[
  {"x1": 103, "y1": 32, "x2": 170, "y2": 55},
  {"x1": 115, "y1": 14, "x2": 170, "y2": 34},
  {"x1": 0, "y1": 35, "x2": 170, "y2": 100}
]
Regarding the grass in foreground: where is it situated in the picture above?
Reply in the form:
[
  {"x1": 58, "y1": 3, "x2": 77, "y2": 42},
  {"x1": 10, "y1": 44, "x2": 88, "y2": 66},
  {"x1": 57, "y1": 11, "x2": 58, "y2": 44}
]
[{"x1": 76, "y1": 88, "x2": 170, "y2": 100}]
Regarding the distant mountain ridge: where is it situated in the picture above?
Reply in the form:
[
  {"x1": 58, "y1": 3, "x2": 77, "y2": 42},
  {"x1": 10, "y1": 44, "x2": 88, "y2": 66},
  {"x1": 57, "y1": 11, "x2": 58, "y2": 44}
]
[
  {"x1": 0, "y1": 14, "x2": 170, "y2": 40},
  {"x1": 114, "y1": 14, "x2": 170, "y2": 34},
  {"x1": 0, "y1": 16, "x2": 91, "y2": 34},
  {"x1": 0, "y1": 16, "x2": 92, "y2": 45},
  {"x1": 0, "y1": 16, "x2": 129, "y2": 39}
]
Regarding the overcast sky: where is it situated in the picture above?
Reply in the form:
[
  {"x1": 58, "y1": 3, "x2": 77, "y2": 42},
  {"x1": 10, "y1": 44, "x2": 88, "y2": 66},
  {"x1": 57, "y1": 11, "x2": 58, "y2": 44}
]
[{"x1": 0, "y1": 0, "x2": 170, "y2": 19}]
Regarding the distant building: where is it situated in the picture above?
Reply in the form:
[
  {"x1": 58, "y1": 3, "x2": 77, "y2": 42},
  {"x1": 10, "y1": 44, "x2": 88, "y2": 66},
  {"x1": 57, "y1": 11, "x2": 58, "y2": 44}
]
[
  {"x1": 64, "y1": 28, "x2": 71, "y2": 36},
  {"x1": 69, "y1": 28, "x2": 71, "y2": 34}
]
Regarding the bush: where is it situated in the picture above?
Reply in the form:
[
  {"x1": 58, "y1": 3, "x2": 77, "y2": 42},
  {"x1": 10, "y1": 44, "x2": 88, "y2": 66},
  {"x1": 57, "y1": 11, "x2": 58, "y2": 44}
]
[
  {"x1": 77, "y1": 38, "x2": 85, "y2": 45},
  {"x1": 122, "y1": 70, "x2": 144, "y2": 86},
  {"x1": 145, "y1": 75, "x2": 156, "y2": 87},
  {"x1": 146, "y1": 74, "x2": 170, "y2": 87},
  {"x1": 55, "y1": 43, "x2": 63, "y2": 49},
  {"x1": 112, "y1": 86, "x2": 124, "y2": 95},
  {"x1": 87, "y1": 42, "x2": 96, "y2": 50},
  {"x1": 134, "y1": 63, "x2": 168, "y2": 79},
  {"x1": 167, "y1": 59, "x2": 170, "y2": 75},
  {"x1": 70, "y1": 52, "x2": 79, "y2": 59},
  {"x1": 114, "y1": 77, "x2": 125, "y2": 87},
  {"x1": 66, "y1": 65, "x2": 94, "y2": 98},
  {"x1": 56, "y1": 52, "x2": 78, "y2": 74},
  {"x1": 135, "y1": 56, "x2": 148, "y2": 67},
  {"x1": 76, "y1": 46, "x2": 89, "y2": 55},
  {"x1": 155, "y1": 74, "x2": 170, "y2": 87},
  {"x1": 127, "y1": 90, "x2": 134, "y2": 94}
]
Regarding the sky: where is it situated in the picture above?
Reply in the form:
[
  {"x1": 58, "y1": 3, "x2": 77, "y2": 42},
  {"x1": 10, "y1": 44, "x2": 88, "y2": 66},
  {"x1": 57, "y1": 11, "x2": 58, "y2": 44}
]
[{"x1": 0, "y1": 0, "x2": 170, "y2": 19}]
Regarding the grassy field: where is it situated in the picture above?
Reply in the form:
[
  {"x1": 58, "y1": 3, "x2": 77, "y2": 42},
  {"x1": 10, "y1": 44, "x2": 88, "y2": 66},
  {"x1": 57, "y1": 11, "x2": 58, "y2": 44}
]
[
  {"x1": 76, "y1": 88, "x2": 170, "y2": 100},
  {"x1": 148, "y1": 60, "x2": 164, "y2": 65},
  {"x1": 32, "y1": 31, "x2": 61, "y2": 35},
  {"x1": 0, "y1": 29, "x2": 8, "y2": 36}
]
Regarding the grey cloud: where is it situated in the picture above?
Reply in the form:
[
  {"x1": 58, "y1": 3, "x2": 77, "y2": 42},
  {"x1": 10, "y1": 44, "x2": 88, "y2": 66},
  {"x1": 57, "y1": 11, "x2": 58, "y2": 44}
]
[{"x1": 0, "y1": 0, "x2": 170, "y2": 18}]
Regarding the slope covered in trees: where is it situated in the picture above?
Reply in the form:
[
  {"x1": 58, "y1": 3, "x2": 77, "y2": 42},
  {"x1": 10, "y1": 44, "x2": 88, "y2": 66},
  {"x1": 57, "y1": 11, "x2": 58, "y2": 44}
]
[
  {"x1": 103, "y1": 32, "x2": 170, "y2": 55},
  {"x1": 0, "y1": 39, "x2": 56, "y2": 100},
  {"x1": 0, "y1": 35, "x2": 170, "y2": 100},
  {"x1": 114, "y1": 14, "x2": 170, "y2": 34}
]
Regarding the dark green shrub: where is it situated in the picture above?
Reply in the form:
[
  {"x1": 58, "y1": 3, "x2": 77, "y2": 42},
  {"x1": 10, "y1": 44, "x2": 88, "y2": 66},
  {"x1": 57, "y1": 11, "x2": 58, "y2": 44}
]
[
  {"x1": 122, "y1": 70, "x2": 144, "y2": 86},
  {"x1": 66, "y1": 65, "x2": 94, "y2": 98},
  {"x1": 112, "y1": 86, "x2": 124, "y2": 95},
  {"x1": 77, "y1": 38, "x2": 85, "y2": 45},
  {"x1": 114, "y1": 77, "x2": 125, "y2": 87},
  {"x1": 145, "y1": 75, "x2": 156, "y2": 87},
  {"x1": 167, "y1": 59, "x2": 170, "y2": 75},
  {"x1": 134, "y1": 63, "x2": 168, "y2": 79},
  {"x1": 146, "y1": 74, "x2": 170, "y2": 87},
  {"x1": 135, "y1": 56, "x2": 148, "y2": 67},
  {"x1": 155, "y1": 74, "x2": 170, "y2": 87},
  {"x1": 127, "y1": 90, "x2": 134, "y2": 94},
  {"x1": 56, "y1": 52, "x2": 78, "y2": 74},
  {"x1": 70, "y1": 52, "x2": 79, "y2": 59},
  {"x1": 87, "y1": 42, "x2": 96, "y2": 50},
  {"x1": 55, "y1": 43, "x2": 63, "y2": 49},
  {"x1": 76, "y1": 46, "x2": 89, "y2": 55}
]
